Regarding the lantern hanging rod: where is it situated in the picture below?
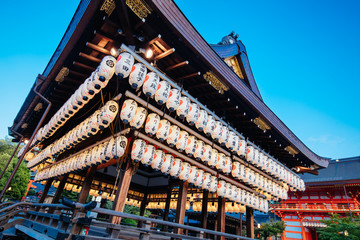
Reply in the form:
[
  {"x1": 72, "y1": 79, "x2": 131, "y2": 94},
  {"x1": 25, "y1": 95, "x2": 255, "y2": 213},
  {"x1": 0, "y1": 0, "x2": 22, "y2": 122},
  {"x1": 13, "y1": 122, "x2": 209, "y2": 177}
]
[
  {"x1": 165, "y1": 60, "x2": 189, "y2": 71},
  {"x1": 133, "y1": 130, "x2": 265, "y2": 198},
  {"x1": 121, "y1": 44, "x2": 295, "y2": 177},
  {"x1": 125, "y1": 91, "x2": 230, "y2": 156},
  {"x1": 40, "y1": 127, "x2": 130, "y2": 171}
]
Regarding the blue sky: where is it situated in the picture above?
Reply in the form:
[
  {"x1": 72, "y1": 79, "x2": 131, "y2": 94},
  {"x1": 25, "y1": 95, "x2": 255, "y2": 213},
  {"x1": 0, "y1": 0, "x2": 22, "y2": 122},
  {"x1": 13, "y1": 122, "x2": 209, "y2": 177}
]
[{"x1": 0, "y1": 0, "x2": 359, "y2": 160}]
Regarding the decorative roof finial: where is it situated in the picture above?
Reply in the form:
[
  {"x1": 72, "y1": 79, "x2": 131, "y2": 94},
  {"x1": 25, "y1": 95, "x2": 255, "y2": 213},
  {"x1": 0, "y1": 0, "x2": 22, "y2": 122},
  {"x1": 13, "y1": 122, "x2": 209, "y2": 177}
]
[{"x1": 219, "y1": 31, "x2": 239, "y2": 45}]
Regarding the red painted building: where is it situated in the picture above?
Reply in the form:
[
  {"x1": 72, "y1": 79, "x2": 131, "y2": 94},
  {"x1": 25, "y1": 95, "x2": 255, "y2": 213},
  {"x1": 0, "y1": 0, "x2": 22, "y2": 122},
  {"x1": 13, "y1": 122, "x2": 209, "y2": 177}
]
[{"x1": 272, "y1": 156, "x2": 360, "y2": 240}]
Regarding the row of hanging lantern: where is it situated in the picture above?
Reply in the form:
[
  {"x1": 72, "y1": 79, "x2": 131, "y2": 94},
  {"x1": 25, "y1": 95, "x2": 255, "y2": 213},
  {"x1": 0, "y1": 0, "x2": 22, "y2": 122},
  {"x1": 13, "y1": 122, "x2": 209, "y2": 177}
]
[
  {"x1": 125, "y1": 198, "x2": 142, "y2": 208},
  {"x1": 231, "y1": 162, "x2": 288, "y2": 200},
  {"x1": 26, "y1": 100, "x2": 119, "y2": 168},
  {"x1": 34, "y1": 135, "x2": 128, "y2": 182},
  {"x1": 192, "y1": 201, "x2": 246, "y2": 214},
  {"x1": 124, "y1": 103, "x2": 289, "y2": 199},
  {"x1": 30, "y1": 56, "x2": 117, "y2": 148},
  {"x1": 116, "y1": 50, "x2": 304, "y2": 192},
  {"x1": 129, "y1": 140, "x2": 269, "y2": 212},
  {"x1": 216, "y1": 179, "x2": 269, "y2": 212}
]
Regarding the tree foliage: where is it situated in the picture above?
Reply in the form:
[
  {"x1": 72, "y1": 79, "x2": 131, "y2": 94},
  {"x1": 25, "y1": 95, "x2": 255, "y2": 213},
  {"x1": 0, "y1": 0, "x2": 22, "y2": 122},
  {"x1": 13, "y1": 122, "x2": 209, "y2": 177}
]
[
  {"x1": 255, "y1": 221, "x2": 285, "y2": 239},
  {"x1": 0, "y1": 138, "x2": 30, "y2": 201},
  {"x1": 121, "y1": 205, "x2": 151, "y2": 226},
  {"x1": 318, "y1": 214, "x2": 360, "y2": 240}
]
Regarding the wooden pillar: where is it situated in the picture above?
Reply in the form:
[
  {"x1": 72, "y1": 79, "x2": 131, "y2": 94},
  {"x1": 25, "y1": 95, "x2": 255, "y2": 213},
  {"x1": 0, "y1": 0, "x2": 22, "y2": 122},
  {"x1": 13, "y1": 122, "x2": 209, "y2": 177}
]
[
  {"x1": 216, "y1": 197, "x2": 226, "y2": 240},
  {"x1": 175, "y1": 181, "x2": 189, "y2": 235},
  {"x1": 38, "y1": 178, "x2": 53, "y2": 203},
  {"x1": 51, "y1": 175, "x2": 68, "y2": 204},
  {"x1": 78, "y1": 166, "x2": 97, "y2": 204},
  {"x1": 139, "y1": 192, "x2": 148, "y2": 216},
  {"x1": 162, "y1": 186, "x2": 173, "y2": 231},
  {"x1": 239, "y1": 213, "x2": 243, "y2": 236},
  {"x1": 200, "y1": 190, "x2": 209, "y2": 229},
  {"x1": 246, "y1": 207, "x2": 254, "y2": 238},
  {"x1": 111, "y1": 161, "x2": 134, "y2": 224}
]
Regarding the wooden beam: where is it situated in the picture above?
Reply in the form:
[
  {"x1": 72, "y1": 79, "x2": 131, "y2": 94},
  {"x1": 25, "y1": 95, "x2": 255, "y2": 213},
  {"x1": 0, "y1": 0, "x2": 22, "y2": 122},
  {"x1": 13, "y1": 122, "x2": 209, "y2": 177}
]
[
  {"x1": 216, "y1": 197, "x2": 226, "y2": 240},
  {"x1": 154, "y1": 48, "x2": 175, "y2": 60},
  {"x1": 165, "y1": 60, "x2": 189, "y2": 71},
  {"x1": 78, "y1": 166, "x2": 97, "y2": 204},
  {"x1": 38, "y1": 178, "x2": 53, "y2": 203},
  {"x1": 148, "y1": 34, "x2": 161, "y2": 46},
  {"x1": 68, "y1": 70, "x2": 88, "y2": 79},
  {"x1": 246, "y1": 207, "x2": 254, "y2": 238},
  {"x1": 86, "y1": 42, "x2": 111, "y2": 55},
  {"x1": 175, "y1": 181, "x2": 189, "y2": 235},
  {"x1": 73, "y1": 61, "x2": 96, "y2": 72},
  {"x1": 175, "y1": 72, "x2": 201, "y2": 81},
  {"x1": 114, "y1": 0, "x2": 135, "y2": 45},
  {"x1": 79, "y1": 52, "x2": 101, "y2": 63}
]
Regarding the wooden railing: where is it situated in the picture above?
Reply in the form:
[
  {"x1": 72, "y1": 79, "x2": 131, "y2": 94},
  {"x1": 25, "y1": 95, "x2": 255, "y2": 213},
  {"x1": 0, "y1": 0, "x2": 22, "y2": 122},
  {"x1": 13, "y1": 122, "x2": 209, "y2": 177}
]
[{"x1": 0, "y1": 200, "x2": 255, "y2": 240}]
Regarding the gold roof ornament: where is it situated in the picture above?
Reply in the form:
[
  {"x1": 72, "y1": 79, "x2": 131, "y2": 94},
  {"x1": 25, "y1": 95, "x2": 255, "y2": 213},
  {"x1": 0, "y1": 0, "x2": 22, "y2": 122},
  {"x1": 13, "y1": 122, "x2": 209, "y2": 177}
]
[
  {"x1": 254, "y1": 117, "x2": 271, "y2": 132},
  {"x1": 55, "y1": 67, "x2": 69, "y2": 82},
  {"x1": 203, "y1": 71, "x2": 229, "y2": 94},
  {"x1": 100, "y1": 0, "x2": 116, "y2": 16},
  {"x1": 285, "y1": 146, "x2": 299, "y2": 155},
  {"x1": 126, "y1": 0, "x2": 152, "y2": 19}
]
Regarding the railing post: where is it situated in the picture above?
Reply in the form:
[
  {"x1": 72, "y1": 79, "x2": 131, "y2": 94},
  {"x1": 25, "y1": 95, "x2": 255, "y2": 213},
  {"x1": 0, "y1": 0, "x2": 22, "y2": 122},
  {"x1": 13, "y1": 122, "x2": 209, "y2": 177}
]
[
  {"x1": 216, "y1": 196, "x2": 226, "y2": 240},
  {"x1": 38, "y1": 178, "x2": 53, "y2": 203},
  {"x1": 139, "y1": 220, "x2": 151, "y2": 240}
]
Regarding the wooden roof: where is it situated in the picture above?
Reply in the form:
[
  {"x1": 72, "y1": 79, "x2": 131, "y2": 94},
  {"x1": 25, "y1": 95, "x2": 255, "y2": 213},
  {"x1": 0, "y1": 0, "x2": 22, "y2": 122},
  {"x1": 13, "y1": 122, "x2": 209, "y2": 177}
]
[{"x1": 9, "y1": 0, "x2": 328, "y2": 170}]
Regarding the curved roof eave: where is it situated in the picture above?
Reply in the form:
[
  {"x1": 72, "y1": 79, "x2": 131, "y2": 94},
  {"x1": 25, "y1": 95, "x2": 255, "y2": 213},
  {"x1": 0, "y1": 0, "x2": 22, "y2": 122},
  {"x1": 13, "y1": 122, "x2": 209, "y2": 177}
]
[{"x1": 151, "y1": 0, "x2": 329, "y2": 168}]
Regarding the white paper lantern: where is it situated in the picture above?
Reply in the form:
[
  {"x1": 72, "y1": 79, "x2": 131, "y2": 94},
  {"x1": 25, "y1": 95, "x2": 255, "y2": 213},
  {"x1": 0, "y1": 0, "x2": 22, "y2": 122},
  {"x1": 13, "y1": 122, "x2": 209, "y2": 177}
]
[
  {"x1": 91, "y1": 71, "x2": 108, "y2": 90},
  {"x1": 100, "y1": 138, "x2": 115, "y2": 161},
  {"x1": 246, "y1": 145, "x2": 255, "y2": 163},
  {"x1": 166, "y1": 125, "x2": 180, "y2": 147},
  {"x1": 253, "y1": 149, "x2": 260, "y2": 166},
  {"x1": 237, "y1": 139, "x2": 246, "y2": 158},
  {"x1": 176, "y1": 96, "x2": 190, "y2": 119},
  {"x1": 186, "y1": 103, "x2": 199, "y2": 125},
  {"x1": 185, "y1": 135, "x2": 197, "y2": 157},
  {"x1": 156, "y1": 119, "x2": 171, "y2": 141},
  {"x1": 195, "y1": 169, "x2": 204, "y2": 188},
  {"x1": 151, "y1": 150, "x2": 165, "y2": 171},
  {"x1": 231, "y1": 161, "x2": 241, "y2": 179},
  {"x1": 226, "y1": 131, "x2": 237, "y2": 151},
  {"x1": 115, "y1": 51, "x2": 134, "y2": 79},
  {"x1": 169, "y1": 158, "x2": 182, "y2": 178},
  {"x1": 201, "y1": 144, "x2": 212, "y2": 164},
  {"x1": 88, "y1": 110, "x2": 101, "y2": 136},
  {"x1": 204, "y1": 115, "x2": 215, "y2": 137},
  {"x1": 99, "y1": 100, "x2": 119, "y2": 128},
  {"x1": 211, "y1": 121, "x2": 223, "y2": 141},
  {"x1": 216, "y1": 153, "x2": 226, "y2": 172},
  {"x1": 219, "y1": 126, "x2": 229, "y2": 146},
  {"x1": 111, "y1": 135, "x2": 128, "y2": 159},
  {"x1": 142, "y1": 72, "x2": 160, "y2": 98},
  {"x1": 217, "y1": 180, "x2": 227, "y2": 197},
  {"x1": 210, "y1": 176, "x2": 218, "y2": 193},
  {"x1": 129, "y1": 107, "x2": 147, "y2": 129},
  {"x1": 194, "y1": 140, "x2": 205, "y2": 161},
  {"x1": 129, "y1": 63, "x2": 147, "y2": 89},
  {"x1": 223, "y1": 156, "x2": 232, "y2": 174},
  {"x1": 161, "y1": 154, "x2": 174, "y2": 175},
  {"x1": 225, "y1": 182, "x2": 232, "y2": 199},
  {"x1": 166, "y1": 88, "x2": 181, "y2": 112},
  {"x1": 140, "y1": 144, "x2": 156, "y2": 166},
  {"x1": 144, "y1": 113, "x2": 160, "y2": 136},
  {"x1": 155, "y1": 80, "x2": 170, "y2": 105},
  {"x1": 208, "y1": 148, "x2": 218, "y2": 167},
  {"x1": 179, "y1": 162, "x2": 191, "y2": 181},
  {"x1": 131, "y1": 139, "x2": 146, "y2": 162},
  {"x1": 176, "y1": 130, "x2": 189, "y2": 152},
  {"x1": 195, "y1": 110, "x2": 208, "y2": 131},
  {"x1": 120, "y1": 99, "x2": 137, "y2": 124},
  {"x1": 202, "y1": 172, "x2": 211, "y2": 190},
  {"x1": 188, "y1": 166, "x2": 198, "y2": 184}
]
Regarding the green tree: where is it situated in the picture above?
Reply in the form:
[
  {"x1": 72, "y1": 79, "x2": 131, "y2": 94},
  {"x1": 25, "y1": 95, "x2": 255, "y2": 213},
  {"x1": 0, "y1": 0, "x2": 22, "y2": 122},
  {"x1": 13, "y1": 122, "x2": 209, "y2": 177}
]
[
  {"x1": 62, "y1": 190, "x2": 79, "y2": 202},
  {"x1": 121, "y1": 205, "x2": 151, "y2": 226},
  {"x1": 0, "y1": 138, "x2": 30, "y2": 201},
  {"x1": 255, "y1": 221, "x2": 285, "y2": 240},
  {"x1": 317, "y1": 214, "x2": 360, "y2": 240}
]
